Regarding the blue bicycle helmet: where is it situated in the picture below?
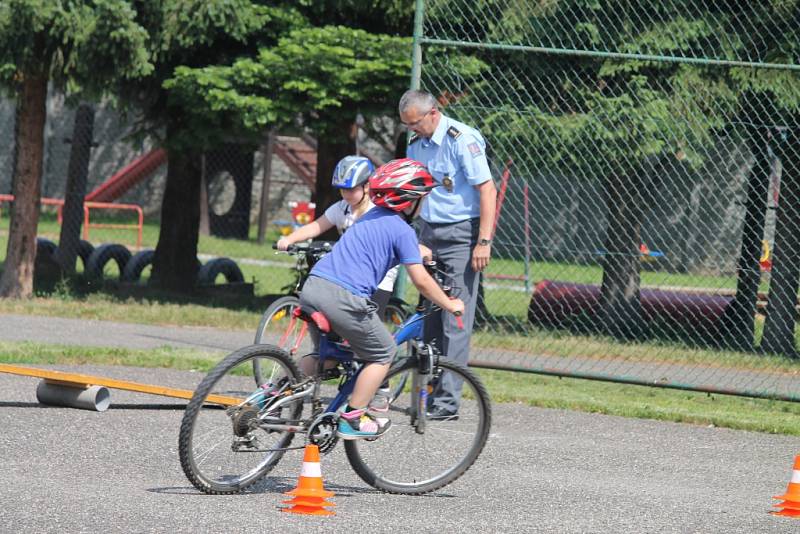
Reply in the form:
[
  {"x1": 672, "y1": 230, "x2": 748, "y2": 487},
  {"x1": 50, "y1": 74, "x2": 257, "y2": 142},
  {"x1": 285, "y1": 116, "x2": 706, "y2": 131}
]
[{"x1": 332, "y1": 156, "x2": 375, "y2": 189}]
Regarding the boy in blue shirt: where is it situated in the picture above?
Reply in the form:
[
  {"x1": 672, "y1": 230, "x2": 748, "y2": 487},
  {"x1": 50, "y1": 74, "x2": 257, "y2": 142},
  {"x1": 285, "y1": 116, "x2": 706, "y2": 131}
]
[{"x1": 299, "y1": 158, "x2": 465, "y2": 440}]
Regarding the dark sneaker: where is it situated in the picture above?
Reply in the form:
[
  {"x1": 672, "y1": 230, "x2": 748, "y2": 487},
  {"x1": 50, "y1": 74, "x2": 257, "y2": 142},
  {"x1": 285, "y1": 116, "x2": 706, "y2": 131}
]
[
  {"x1": 426, "y1": 405, "x2": 459, "y2": 421},
  {"x1": 337, "y1": 408, "x2": 391, "y2": 440}
]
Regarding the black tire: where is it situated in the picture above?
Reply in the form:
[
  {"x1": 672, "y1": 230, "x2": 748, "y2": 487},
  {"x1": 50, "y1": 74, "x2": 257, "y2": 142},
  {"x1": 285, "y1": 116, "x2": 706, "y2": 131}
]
[
  {"x1": 77, "y1": 240, "x2": 94, "y2": 271},
  {"x1": 85, "y1": 243, "x2": 131, "y2": 280},
  {"x1": 178, "y1": 344, "x2": 303, "y2": 495},
  {"x1": 383, "y1": 297, "x2": 411, "y2": 399},
  {"x1": 36, "y1": 237, "x2": 57, "y2": 259},
  {"x1": 344, "y1": 356, "x2": 491, "y2": 494},
  {"x1": 384, "y1": 297, "x2": 409, "y2": 328},
  {"x1": 197, "y1": 257, "x2": 244, "y2": 285},
  {"x1": 121, "y1": 249, "x2": 155, "y2": 283}
]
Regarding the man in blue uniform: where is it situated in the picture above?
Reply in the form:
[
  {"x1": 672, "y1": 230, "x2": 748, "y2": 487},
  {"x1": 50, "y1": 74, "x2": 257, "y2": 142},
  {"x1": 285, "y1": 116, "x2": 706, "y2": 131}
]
[{"x1": 398, "y1": 89, "x2": 497, "y2": 417}]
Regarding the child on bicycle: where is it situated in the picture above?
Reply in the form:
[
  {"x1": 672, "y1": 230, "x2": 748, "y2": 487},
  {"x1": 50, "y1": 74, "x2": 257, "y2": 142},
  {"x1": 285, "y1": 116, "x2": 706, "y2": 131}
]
[
  {"x1": 299, "y1": 158, "x2": 465, "y2": 440},
  {"x1": 276, "y1": 155, "x2": 397, "y2": 315}
]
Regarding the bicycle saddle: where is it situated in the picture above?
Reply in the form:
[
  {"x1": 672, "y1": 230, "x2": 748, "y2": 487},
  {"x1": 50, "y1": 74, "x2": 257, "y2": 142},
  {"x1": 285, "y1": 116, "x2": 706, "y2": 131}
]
[{"x1": 292, "y1": 306, "x2": 331, "y2": 333}]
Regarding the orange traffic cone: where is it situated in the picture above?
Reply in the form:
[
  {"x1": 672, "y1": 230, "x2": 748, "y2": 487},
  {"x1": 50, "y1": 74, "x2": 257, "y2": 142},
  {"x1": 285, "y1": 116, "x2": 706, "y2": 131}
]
[
  {"x1": 280, "y1": 444, "x2": 336, "y2": 516},
  {"x1": 773, "y1": 455, "x2": 800, "y2": 517}
]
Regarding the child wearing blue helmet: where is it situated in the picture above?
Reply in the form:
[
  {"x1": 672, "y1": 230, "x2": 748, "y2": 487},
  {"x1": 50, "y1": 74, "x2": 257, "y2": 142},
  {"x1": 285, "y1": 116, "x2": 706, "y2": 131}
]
[{"x1": 277, "y1": 156, "x2": 397, "y2": 312}]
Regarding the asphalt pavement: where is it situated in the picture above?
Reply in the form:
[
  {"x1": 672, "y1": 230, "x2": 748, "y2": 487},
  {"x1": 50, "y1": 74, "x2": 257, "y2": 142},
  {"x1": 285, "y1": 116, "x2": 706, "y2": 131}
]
[{"x1": 1, "y1": 313, "x2": 800, "y2": 532}]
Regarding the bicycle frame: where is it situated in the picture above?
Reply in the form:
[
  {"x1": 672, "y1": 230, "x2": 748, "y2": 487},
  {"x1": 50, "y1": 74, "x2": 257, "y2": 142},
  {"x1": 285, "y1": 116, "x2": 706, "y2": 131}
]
[
  {"x1": 265, "y1": 253, "x2": 450, "y2": 425},
  {"x1": 180, "y1": 255, "x2": 487, "y2": 496},
  {"x1": 315, "y1": 309, "x2": 426, "y2": 413}
]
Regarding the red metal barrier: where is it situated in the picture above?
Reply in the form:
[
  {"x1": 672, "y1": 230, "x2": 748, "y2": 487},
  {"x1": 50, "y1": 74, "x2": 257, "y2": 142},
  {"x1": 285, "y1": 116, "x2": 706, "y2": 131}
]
[
  {"x1": 0, "y1": 195, "x2": 143, "y2": 248},
  {"x1": 80, "y1": 201, "x2": 144, "y2": 249}
]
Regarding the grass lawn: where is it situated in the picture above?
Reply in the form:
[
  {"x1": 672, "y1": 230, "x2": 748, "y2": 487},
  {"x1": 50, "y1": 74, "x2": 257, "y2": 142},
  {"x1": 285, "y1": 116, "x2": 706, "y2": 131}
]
[{"x1": 2, "y1": 339, "x2": 799, "y2": 436}]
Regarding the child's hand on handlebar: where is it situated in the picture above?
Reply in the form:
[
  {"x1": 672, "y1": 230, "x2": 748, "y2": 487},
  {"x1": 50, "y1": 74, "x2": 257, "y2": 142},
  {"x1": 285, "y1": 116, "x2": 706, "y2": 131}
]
[{"x1": 419, "y1": 244, "x2": 433, "y2": 263}]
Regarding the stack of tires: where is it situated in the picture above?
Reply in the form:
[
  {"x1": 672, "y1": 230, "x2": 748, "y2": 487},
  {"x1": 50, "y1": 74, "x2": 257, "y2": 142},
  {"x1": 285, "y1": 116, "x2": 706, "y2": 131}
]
[
  {"x1": 34, "y1": 237, "x2": 244, "y2": 287},
  {"x1": 35, "y1": 237, "x2": 95, "y2": 272}
]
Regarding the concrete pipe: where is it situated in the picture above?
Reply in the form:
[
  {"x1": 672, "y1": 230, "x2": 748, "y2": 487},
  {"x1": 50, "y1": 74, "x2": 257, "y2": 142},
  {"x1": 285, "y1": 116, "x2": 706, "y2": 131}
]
[{"x1": 36, "y1": 381, "x2": 111, "y2": 412}]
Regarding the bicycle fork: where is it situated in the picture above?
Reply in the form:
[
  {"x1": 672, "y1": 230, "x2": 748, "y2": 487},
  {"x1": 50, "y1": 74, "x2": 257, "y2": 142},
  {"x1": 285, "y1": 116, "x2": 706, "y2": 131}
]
[{"x1": 412, "y1": 341, "x2": 436, "y2": 434}]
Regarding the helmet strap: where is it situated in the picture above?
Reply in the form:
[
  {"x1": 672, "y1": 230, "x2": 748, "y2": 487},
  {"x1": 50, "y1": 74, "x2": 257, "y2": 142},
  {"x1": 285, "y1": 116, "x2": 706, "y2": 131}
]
[
  {"x1": 402, "y1": 198, "x2": 421, "y2": 223},
  {"x1": 353, "y1": 184, "x2": 370, "y2": 213}
]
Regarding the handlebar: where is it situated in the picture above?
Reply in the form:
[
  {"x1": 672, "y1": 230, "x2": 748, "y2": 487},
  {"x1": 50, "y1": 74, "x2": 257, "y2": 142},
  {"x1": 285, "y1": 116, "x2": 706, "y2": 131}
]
[
  {"x1": 273, "y1": 244, "x2": 464, "y2": 327},
  {"x1": 418, "y1": 257, "x2": 464, "y2": 329},
  {"x1": 272, "y1": 241, "x2": 333, "y2": 255}
]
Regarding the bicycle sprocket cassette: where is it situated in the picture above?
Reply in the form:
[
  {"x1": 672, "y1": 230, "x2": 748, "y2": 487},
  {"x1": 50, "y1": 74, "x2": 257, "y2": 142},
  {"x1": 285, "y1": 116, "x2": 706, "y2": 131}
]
[
  {"x1": 230, "y1": 404, "x2": 259, "y2": 437},
  {"x1": 307, "y1": 412, "x2": 339, "y2": 454}
]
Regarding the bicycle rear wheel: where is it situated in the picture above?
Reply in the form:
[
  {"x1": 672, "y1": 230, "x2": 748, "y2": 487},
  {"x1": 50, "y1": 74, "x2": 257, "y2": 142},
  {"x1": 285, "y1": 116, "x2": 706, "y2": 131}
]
[
  {"x1": 344, "y1": 357, "x2": 491, "y2": 494},
  {"x1": 383, "y1": 297, "x2": 408, "y2": 329},
  {"x1": 179, "y1": 344, "x2": 304, "y2": 494}
]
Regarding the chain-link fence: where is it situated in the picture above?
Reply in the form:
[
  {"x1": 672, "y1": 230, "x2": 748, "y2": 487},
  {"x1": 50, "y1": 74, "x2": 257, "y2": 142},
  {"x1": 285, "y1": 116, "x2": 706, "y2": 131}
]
[
  {"x1": 415, "y1": 0, "x2": 800, "y2": 400},
  {"x1": 2, "y1": 2, "x2": 800, "y2": 402}
]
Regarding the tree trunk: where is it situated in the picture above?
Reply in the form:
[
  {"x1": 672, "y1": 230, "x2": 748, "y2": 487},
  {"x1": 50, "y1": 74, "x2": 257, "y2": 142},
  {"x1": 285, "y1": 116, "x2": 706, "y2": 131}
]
[
  {"x1": 761, "y1": 129, "x2": 800, "y2": 357},
  {"x1": 313, "y1": 121, "x2": 356, "y2": 242},
  {"x1": 718, "y1": 129, "x2": 772, "y2": 351},
  {"x1": 151, "y1": 142, "x2": 202, "y2": 293},
  {"x1": 597, "y1": 170, "x2": 645, "y2": 339},
  {"x1": 257, "y1": 130, "x2": 276, "y2": 244},
  {"x1": 0, "y1": 72, "x2": 48, "y2": 298},
  {"x1": 55, "y1": 104, "x2": 95, "y2": 275}
]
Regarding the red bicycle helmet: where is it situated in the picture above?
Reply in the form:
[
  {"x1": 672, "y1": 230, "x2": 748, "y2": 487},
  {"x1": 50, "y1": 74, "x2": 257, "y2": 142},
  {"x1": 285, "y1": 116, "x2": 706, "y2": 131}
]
[{"x1": 369, "y1": 158, "x2": 438, "y2": 212}]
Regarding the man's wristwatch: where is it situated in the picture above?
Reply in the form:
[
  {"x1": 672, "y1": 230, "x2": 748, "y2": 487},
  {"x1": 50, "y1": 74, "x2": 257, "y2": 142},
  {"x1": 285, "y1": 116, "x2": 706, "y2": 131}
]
[{"x1": 478, "y1": 238, "x2": 492, "y2": 246}]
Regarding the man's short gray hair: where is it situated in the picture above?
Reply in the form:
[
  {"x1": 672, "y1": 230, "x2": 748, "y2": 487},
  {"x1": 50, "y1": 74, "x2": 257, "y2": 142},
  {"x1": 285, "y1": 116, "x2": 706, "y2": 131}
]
[{"x1": 399, "y1": 90, "x2": 438, "y2": 115}]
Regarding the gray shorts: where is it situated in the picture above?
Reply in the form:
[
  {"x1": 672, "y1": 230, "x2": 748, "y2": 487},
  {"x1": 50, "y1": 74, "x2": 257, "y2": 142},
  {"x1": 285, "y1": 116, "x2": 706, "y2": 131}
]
[{"x1": 299, "y1": 276, "x2": 396, "y2": 364}]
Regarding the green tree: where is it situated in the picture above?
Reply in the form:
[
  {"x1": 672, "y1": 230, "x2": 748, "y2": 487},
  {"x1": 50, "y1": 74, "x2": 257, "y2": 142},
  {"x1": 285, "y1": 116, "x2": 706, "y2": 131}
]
[
  {"x1": 762, "y1": 127, "x2": 800, "y2": 357},
  {"x1": 0, "y1": 0, "x2": 151, "y2": 298},
  {"x1": 736, "y1": 23, "x2": 800, "y2": 356},
  {"x1": 115, "y1": 0, "x2": 302, "y2": 292},
  {"x1": 164, "y1": 0, "x2": 415, "y2": 226},
  {"x1": 460, "y1": 2, "x2": 733, "y2": 337},
  {"x1": 427, "y1": 0, "x2": 800, "y2": 342},
  {"x1": 165, "y1": 25, "x2": 412, "y2": 218}
]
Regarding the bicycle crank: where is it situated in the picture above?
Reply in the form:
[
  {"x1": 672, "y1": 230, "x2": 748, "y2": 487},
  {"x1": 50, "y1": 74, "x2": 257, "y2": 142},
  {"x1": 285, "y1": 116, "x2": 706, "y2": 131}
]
[{"x1": 306, "y1": 412, "x2": 339, "y2": 454}]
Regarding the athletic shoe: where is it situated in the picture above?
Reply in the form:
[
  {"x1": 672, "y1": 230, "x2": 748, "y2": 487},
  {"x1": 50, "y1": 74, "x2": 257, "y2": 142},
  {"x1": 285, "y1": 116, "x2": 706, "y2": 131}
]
[
  {"x1": 368, "y1": 387, "x2": 391, "y2": 415},
  {"x1": 337, "y1": 408, "x2": 391, "y2": 440}
]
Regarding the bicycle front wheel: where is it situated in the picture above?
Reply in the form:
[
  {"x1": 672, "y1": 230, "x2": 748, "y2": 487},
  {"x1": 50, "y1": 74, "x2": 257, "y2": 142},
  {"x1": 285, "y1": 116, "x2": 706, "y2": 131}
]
[
  {"x1": 179, "y1": 344, "x2": 303, "y2": 494},
  {"x1": 344, "y1": 357, "x2": 491, "y2": 494}
]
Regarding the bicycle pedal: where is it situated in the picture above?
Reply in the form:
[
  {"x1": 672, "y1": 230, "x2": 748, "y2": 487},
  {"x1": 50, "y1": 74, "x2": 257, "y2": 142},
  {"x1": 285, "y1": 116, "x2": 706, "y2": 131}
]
[{"x1": 320, "y1": 368, "x2": 342, "y2": 380}]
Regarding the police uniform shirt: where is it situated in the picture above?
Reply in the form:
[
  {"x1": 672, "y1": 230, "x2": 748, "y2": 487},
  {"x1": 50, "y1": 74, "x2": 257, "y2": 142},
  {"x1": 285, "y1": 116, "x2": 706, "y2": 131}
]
[{"x1": 407, "y1": 114, "x2": 493, "y2": 224}]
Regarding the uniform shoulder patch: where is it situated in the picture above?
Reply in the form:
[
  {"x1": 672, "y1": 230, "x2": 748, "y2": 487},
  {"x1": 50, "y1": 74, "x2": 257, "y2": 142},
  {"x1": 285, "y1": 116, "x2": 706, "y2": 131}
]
[
  {"x1": 408, "y1": 133, "x2": 420, "y2": 145},
  {"x1": 447, "y1": 126, "x2": 462, "y2": 139}
]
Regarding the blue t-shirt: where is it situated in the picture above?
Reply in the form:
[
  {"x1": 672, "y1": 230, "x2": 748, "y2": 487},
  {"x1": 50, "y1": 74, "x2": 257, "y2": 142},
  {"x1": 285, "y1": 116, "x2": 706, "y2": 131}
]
[{"x1": 310, "y1": 206, "x2": 422, "y2": 298}]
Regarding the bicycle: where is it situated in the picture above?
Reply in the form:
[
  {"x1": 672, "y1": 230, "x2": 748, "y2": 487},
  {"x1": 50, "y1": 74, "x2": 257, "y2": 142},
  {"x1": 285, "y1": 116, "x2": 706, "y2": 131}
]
[
  {"x1": 178, "y1": 259, "x2": 492, "y2": 495},
  {"x1": 254, "y1": 241, "x2": 409, "y2": 356}
]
